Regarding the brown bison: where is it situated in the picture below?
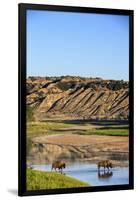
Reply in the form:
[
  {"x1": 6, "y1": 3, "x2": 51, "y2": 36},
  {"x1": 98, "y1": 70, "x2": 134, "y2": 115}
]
[
  {"x1": 51, "y1": 160, "x2": 66, "y2": 173},
  {"x1": 98, "y1": 160, "x2": 112, "y2": 171}
]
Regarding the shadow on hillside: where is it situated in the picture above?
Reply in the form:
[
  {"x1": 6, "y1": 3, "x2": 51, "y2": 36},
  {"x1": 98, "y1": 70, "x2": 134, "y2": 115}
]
[
  {"x1": 43, "y1": 119, "x2": 129, "y2": 126},
  {"x1": 62, "y1": 119, "x2": 128, "y2": 126}
]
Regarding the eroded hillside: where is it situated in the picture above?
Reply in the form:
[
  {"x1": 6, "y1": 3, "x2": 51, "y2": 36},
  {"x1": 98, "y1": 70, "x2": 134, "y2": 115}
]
[{"x1": 26, "y1": 76, "x2": 129, "y2": 120}]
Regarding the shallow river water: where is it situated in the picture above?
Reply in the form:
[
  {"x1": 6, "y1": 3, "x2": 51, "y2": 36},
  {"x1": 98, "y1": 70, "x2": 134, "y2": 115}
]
[{"x1": 32, "y1": 162, "x2": 129, "y2": 186}]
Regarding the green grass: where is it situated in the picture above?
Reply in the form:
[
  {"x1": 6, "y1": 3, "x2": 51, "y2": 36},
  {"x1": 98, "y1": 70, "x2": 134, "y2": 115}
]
[
  {"x1": 27, "y1": 121, "x2": 129, "y2": 137},
  {"x1": 27, "y1": 121, "x2": 74, "y2": 137},
  {"x1": 84, "y1": 128, "x2": 129, "y2": 136},
  {"x1": 26, "y1": 137, "x2": 33, "y2": 156},
  {"x1": 27, "y1": 106, "x2": 35, "y2": 122},
  {"x1": 27, "y1": 169, "x2": 90, "y2": 190}
]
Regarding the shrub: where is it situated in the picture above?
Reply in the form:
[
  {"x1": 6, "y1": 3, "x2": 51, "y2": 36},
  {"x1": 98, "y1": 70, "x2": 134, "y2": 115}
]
[{"x1": 27, "y1": 106, "x2": 35, "y2": 122}]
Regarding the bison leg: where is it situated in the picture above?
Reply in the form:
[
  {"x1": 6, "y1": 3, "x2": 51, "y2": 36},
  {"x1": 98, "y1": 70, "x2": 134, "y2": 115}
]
[
  {"x1": 58, "y1": 168, "x2": 61, "y2": 173},
  {"x1": 51, "y1": 165, "x2": 54, "y2": 171},
  {"x1": 107, "y1": 165, "x2": 110, "y2": 171},
  {"x1": 54, "y1": 168, "x2": 56, "y2": 172},
  {"x1": 59, "y1": 168, "x2": 62, "y2": 173}
]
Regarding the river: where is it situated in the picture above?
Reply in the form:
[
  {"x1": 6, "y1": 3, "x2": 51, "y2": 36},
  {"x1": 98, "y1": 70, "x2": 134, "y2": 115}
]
[{"x1": 31, "y1": 162, "x2": 129, "y2": 186}]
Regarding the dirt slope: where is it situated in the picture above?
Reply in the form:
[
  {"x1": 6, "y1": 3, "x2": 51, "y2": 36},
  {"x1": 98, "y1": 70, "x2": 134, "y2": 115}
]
[{"x1": 27, "y1": 76, "x2": 129, "y2": 120}]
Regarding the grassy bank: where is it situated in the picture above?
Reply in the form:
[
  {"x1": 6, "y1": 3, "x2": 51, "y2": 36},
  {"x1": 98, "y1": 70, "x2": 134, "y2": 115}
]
[
  {"x1": 83, "y1": 127, "x2": 129, "y2": 136},
  {"x1": 27, "y1": 106, "x2": 35, "y2": 122},
  {"x1": 27, "y1": 121, "x2": 129, "y2": 137},
  {"x1": 27, "y1": 169, "x2": 89, "y2": 190},
  {"x1": 27, "y1": 122, "x2": 73, "y2": 137}
]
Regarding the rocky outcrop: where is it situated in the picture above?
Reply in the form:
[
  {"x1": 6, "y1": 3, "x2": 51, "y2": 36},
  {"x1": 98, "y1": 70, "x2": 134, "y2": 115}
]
[{"x1": 26, "y1": 76, "x2": 129, "y2": 120}]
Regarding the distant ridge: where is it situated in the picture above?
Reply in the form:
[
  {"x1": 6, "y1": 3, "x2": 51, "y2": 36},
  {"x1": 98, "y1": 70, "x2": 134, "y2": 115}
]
[{"x1": 26, "y1": 76, "x2": 129, "y2": 120}]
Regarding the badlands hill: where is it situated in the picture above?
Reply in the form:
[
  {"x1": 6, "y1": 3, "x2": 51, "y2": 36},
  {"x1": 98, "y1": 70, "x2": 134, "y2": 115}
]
[{"x1": 26, "y1": 76, "x2": 129, "y2": 120}]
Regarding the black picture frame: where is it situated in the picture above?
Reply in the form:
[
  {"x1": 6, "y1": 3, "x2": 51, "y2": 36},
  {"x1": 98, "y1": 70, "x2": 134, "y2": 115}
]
[{"x1": 18, "y1": 3, "x2": 134, "y2": 196}]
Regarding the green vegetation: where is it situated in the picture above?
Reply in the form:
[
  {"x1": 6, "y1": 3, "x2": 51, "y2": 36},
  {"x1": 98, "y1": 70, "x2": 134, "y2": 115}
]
[
  {"x1": 56, "y1": 82, "x2": 70, "y2": 91},
  {"x1": 27, "y1": 169, "x2": 89, "y2": 190},
  {"x1": 74, "y1": 124, "x2": 129, "y2": 136},
  {"x1": 26, "y1": 137, "x2": 33, "y2": 156},
  {"x1": 27, "y1": 121, "x2": 74, "y2": 137},
  {"x1": 27, "y1": 121, "x2": 72, "y2": 156},
  {"x1": 26, "y1": 121, "x2": 74, "y2": 155},
  {"x1": 84, "y1": 128, "x2": 129, "y2": 136},
  {"x1": 27, "y1": 106, "x2": 35, "y2": 122},
  {"x1": 27, "y1": 121, "x2": 129, "y2": 137}
]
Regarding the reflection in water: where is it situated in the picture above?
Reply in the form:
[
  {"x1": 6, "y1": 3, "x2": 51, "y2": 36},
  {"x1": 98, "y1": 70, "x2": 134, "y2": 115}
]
[
  {"x1": 32, "y1": 163, "x2": 129, "y2": 186},
  {"x1": 98, "y1": 171, "x2": 113, "y2": 179}
]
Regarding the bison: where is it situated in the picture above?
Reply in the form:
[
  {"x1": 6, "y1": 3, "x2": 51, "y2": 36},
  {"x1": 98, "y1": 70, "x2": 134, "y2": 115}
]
[
  {"x1": 98, "y1": 160, "x2": 112, "y2": 171},
  {"x1": 51, "y1": 160, "x2": 66, "y2": 173}
]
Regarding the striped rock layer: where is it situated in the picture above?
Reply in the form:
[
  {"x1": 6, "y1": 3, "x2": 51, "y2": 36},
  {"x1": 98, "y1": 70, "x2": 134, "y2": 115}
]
[{"x1": 26, "y1": 76, "x2": 129, "y2": 120}]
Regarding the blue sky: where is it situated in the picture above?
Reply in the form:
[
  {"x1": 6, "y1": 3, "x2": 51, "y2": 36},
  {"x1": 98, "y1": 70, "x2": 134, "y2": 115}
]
[{"x1": 27, "y1": 10, "x2": 129, "y2": 80}]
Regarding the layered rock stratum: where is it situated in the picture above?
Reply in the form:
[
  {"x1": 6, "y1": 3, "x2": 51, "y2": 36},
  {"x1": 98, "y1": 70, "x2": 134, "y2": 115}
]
[{"x1": 26, "y1": 76, "x2": 129, "y2": 120}]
